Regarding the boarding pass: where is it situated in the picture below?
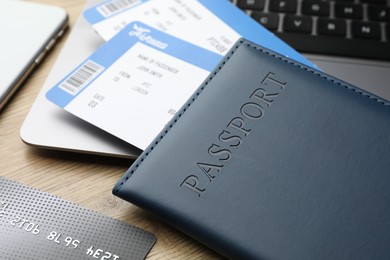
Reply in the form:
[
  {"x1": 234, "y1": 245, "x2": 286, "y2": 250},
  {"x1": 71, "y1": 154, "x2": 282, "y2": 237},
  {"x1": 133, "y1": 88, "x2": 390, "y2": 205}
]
[
  {"x1": 83, "y1": 0, "x2": 315, "y2": 68},
  {"x1": 46, "y1": 22, "x2": 222, "y2": 150}
]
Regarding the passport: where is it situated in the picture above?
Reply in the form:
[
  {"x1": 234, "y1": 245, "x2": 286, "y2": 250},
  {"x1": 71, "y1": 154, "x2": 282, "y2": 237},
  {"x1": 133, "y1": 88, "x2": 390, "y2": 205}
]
[{"x1": 113, "y1": 38, "x2": 390, "y2": 259}]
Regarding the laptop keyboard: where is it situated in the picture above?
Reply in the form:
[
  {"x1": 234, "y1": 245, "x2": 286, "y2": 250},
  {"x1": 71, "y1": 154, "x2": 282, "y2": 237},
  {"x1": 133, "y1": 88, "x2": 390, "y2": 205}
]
[{"x1": 232, "y1": 0, "x2": 390, "y2": 60}]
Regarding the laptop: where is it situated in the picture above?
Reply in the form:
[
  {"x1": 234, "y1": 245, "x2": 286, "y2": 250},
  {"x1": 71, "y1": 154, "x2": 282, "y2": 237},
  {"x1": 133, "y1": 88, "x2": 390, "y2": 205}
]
[
  {"x1": 20, "y1": 0, "x2": 390, "y2": 159},
  {"x1": 20, "y1": 0, "x2": 141, "y2": 158},
  {"x1": 233, "y1": 0, "x2": 390, "y2": 101}
]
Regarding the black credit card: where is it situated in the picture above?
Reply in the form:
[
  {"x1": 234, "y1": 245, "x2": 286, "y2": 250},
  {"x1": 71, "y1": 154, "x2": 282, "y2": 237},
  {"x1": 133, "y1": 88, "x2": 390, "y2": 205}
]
[{"x1": 0, "y1": 177, "x2": 156, "y2": 259}]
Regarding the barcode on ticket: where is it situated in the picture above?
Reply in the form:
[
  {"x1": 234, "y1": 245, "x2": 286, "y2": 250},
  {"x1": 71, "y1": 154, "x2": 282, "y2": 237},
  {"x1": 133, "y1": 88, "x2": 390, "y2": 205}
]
[
  {"x1": 97, "y1": 0, "x2": 141, "y2": 18},
  {"x1": 60, "y1": 60, "x2": 104, "y2": 95}
]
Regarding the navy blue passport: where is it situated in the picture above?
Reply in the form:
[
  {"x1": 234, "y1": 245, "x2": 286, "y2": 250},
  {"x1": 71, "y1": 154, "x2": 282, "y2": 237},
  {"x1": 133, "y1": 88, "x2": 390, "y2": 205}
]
[{"x1": 113, "y1": 39, "x2": 390, "y2": 260}]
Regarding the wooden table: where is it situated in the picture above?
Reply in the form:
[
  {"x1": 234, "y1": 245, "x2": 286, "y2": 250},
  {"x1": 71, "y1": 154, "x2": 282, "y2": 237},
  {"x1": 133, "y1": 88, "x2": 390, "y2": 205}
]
[{"x1": 0, "y1": 0, "x2": 221, "y2": 258}]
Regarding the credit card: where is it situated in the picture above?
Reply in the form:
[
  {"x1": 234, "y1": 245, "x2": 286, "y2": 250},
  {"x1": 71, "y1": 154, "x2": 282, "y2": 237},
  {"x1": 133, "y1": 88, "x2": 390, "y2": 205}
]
[
  {"x1": 46, "y1": 21, "x2": 222, "y2": 150},
  {"x1": 83, "y1": 0, "x2": 316, "y2": 68},
  {"x1": 0, "y1": 177, "x2": 156, "y2": 259}
]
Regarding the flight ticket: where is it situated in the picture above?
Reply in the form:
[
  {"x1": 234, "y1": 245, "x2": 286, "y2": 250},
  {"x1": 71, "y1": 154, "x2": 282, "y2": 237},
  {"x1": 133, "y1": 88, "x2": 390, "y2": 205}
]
[
  {"x1": 48, "y1": 0, "x2": 316, "y2": 150},
  {"x1": 83, "y1": 0, "x2": 315, "y2": 67},
  {"x1": 46, "y1": 22, "x2": 222, "y2": 149}
]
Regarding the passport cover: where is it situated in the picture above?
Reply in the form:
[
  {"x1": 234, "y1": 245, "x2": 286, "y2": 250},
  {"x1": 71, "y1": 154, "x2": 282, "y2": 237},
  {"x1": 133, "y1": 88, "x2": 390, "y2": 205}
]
[{"x1": 113, "y1": 38, "x2": 390, "y2": 260}]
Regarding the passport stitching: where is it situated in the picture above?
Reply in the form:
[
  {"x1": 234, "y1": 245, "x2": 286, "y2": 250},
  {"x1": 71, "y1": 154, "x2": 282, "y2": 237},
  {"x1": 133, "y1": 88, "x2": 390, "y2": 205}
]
[
  {"x1": 245, "y1": 42, "x2": 390, "y2": 107},
  {"x1": 114, "y1": 40, "x2": 242, "y2": 193},
  {"x1": 114, "y1": 38, "x2": 390, "y2": 194}
]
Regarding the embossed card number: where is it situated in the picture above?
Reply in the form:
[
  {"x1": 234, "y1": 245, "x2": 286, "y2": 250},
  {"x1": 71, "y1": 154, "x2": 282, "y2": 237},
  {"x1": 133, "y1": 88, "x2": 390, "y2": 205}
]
[
  {"x1": 0, "y1": 201, "x2": 9, "y2": 219},
  {"x1": 1, "y1": 202, "x2": 112, "y2": 259},
  {"x1": 0, "y1": 178, "x2": 156, "y2": 260},
  {"x1": 2, "y1": 201, "x2": 119, "y2": 259}
]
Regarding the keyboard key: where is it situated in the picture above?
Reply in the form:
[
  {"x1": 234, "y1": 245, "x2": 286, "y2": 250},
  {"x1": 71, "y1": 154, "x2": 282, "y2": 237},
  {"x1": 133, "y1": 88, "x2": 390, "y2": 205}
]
[
  {"x1": 302, "y1": 1, "x2": 330, "y2": 16},
  {"x1": 387, "y1": 23, "x2": 390, "y2": 39},
  {"x1": 361, "y1": 0, "x2": 387, "y2": 4},
  {"x1": 237, "y1": 0, "x2": 265, "y2": 10},
  {"x1": 283, "y1": 15, "x2": 312, "y2": 33},
  {"x1": 269, "y1": 0, "x2": 297, "y2": 13},
  {"x1": 234, "y1": 0, "x2": 390, "y2": 61},
  {"x1": 317, "y1": 18, "x2": 347, "y2": 36},
  {"x1": 335, "y1": 3, "x2": 363, "y2": 19},
  {"x1": 368, "y1": 5, "x2": 390, "y2": 21},
  {"x1": 251, "y1": 12, "x2": 279, "y2": 30},
  {"x1": 352, "y1": 21, "x2": 382, "y2": 39},
  {"x1": 276, "y1": 32, "x2": 390, "y2": 60}
]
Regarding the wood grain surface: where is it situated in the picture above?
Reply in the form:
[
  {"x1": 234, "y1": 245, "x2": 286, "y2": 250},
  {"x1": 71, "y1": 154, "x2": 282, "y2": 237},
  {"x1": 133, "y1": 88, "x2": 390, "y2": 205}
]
[{"x1": 0, "y1": 0, "x2": 222, "y2": 259}]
